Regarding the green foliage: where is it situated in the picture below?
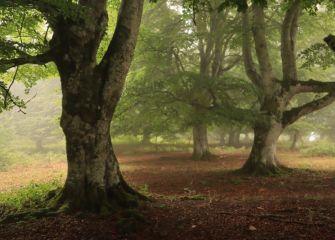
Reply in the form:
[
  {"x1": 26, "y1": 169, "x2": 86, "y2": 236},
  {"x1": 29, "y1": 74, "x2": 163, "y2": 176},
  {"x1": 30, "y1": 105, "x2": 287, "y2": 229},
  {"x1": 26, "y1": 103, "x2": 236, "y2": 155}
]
[
  {"x1": 299, "y1": 43, "x2": 335, "y2": 70},
  {"x1": 0, "y1": 2, "x2": 58, "y2": 112},
  {"x1": 0, "y1": 179, "x2": 61, "y2": 219}
]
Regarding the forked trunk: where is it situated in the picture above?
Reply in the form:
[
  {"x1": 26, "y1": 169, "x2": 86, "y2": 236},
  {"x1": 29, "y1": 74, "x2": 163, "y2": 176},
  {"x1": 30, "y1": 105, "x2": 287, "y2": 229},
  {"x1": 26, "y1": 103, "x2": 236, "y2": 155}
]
[
  {"x1": 49, "y1": 0, "x2": 145, "y2": 212},
  {"x1": 192, "y1": 123, "x2": 211, "y2": 160},
  {"x1": 241, "y1": 121, "x2": 284, "y2": 175}
]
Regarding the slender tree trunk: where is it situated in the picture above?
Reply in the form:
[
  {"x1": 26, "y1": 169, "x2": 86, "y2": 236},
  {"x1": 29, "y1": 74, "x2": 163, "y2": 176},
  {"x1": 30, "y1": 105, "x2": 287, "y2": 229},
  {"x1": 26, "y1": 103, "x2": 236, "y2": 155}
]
[
  {"x1": 141, "y1": 130, "x2": 151, "y2": 145},
  {"x1": 192, "y1": 123, "x2": 211, "y2": 160},
  {"x1": 219, "y1": 131, "x2": 225, "y2": 146},
  {"x1": 234, "y1": 131, "x2": 241, "y2": 147},
  {"x1": 241, "y1": 120, "x2": 284, "y2": 175},
  {"x1": 290, "y1": 130, "x2": 300, "y2": 150},
  {"x1": 227, "y1": 129, "x2": 240, "y2": 147}
]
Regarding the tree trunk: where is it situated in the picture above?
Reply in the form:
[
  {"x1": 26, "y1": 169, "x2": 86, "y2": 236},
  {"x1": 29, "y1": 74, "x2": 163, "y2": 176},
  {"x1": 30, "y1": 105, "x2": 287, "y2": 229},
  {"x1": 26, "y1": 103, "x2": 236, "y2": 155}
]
[
  {"x1": 241, "y1": 121, "x2": 284, "y2": 175},
  {"x1": 219, "y1": 131, "x2": 225, "y2": 146},
  {"x1": 141, "y1": 130, "x2": 151, "y2": 145},
  {"x1": 192, "y1": 123, "x2": 211, "y2": 160},
  {"x1": 57, "y1": 110, "x2": 138, "y2": 212},
  {"x1": 227, "y1": 129, "x2": 240, "y2": 148},
  {"x1": 290, "y1": 130, "x2": 300, "y2": 150},
  {"x1": 48, "y1": 0, "x2": 145, "y2": 213}
]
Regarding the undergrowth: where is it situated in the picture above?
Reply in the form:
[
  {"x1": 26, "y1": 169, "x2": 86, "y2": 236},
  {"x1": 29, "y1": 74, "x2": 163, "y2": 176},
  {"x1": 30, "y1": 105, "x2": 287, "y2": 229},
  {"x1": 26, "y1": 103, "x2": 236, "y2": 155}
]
[
  {"x1": 0, "y1": 179, "x2": 62, "y2": 220},
  {"x1": 302, "y1": 143, "x2": 335, "y2": 157}
]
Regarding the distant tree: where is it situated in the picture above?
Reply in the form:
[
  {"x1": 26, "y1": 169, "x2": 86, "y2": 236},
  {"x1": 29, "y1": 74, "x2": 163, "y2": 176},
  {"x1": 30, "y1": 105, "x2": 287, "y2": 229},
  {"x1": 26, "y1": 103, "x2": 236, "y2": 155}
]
[{"x1": 115, "y1": 1, "x2": 256, "y2": 159}]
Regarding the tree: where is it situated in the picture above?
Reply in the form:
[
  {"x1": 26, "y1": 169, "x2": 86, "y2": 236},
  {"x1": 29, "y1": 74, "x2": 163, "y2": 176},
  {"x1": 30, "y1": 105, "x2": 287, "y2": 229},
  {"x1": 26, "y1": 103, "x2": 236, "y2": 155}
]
[
  {"x1": 0, "y1": 0, "x2": 145, "y2": 212},
  {"x1": 240, "y1": 0, "x2": 335, "y2": 175},
  {"x1": 116, "y1": 0, "x2": 251, "y2": 160}
]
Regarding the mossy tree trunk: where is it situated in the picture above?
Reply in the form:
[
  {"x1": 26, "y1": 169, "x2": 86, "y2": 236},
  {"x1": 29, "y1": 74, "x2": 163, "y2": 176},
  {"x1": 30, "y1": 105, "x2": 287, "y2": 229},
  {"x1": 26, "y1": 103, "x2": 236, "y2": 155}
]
[
  {"x1": 51, "y1": 0, "x2": 145, "y2": 213},
  {"x1": 241, "y1": 119, "x2": 283, "y2": 175},
  {"x1": 0, "y1": 0, "x2": 145, "y2": 212}
]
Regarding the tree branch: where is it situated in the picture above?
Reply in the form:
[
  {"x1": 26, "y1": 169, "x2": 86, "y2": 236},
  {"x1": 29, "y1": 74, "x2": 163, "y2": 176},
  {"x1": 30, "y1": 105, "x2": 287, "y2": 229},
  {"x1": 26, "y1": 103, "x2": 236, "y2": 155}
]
[
  {"x1": 289, "y1": 79, "x2": 335, "y2": 95},
  {"x1": 0, "y1": 0, "x2": 61, "y2": 15},
  {"x1": 251, "y1": 3, "x2": 273, "y2": 88},
  {"x1": 98, "y1": 0, "x2": 144, "y2": 108},
  {"x1": 283, "y1": 93, "x2": 335, "y2": 126},
  {"x1": 241, "y1": 10, "x2": 262, "y2": 88},
  {"x1": 0, "y1": 51, "x2": 54, "y2": 71},
  {"x1": 281, "y1": 0, "x2": 301, "y2": 83}
]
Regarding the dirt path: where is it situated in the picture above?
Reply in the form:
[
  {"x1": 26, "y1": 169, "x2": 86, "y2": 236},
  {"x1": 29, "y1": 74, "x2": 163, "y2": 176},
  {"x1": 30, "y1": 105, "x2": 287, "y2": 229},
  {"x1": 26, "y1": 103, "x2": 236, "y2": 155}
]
[{"x1": 0, "y1": 151, "x2": 335, "y2": 239}]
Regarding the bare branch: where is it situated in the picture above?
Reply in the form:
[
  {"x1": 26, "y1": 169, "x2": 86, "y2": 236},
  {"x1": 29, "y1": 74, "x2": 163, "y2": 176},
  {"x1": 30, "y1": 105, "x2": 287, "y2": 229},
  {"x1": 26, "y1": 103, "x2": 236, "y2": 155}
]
[
  {"x1": 283, "y1": 93, "x2": 335, "y2": 126},
  {"x1": 4, "y1": 66, "x2": 19, "y2": 108}
]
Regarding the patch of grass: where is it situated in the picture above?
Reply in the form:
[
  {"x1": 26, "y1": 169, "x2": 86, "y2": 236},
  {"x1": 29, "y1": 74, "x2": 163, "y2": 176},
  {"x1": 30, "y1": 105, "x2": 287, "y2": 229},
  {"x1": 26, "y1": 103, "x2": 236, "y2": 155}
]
[
  {"x1": 137, "y1": 184, "x2": 150, "y2": 196},
  {"x1": 0, "y1": 179, "x2": 62, "y2": 220},
  {"x1": 180, "y1": 194, "x2": 207, "y2": 201}
]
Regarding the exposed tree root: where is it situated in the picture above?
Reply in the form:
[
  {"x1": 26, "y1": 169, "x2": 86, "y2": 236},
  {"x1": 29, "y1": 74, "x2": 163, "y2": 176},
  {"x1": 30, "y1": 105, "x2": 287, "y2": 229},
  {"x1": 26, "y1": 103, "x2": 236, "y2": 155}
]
[
  {"x1": 238, "y1": 161, "x2": 292, "y2": 176},
  {"x1": 1, "y1": 181, "x2": 149, "y2": 224},
  {"x1": 0, "y1": 208, "x2": 59, "y2": 224}
]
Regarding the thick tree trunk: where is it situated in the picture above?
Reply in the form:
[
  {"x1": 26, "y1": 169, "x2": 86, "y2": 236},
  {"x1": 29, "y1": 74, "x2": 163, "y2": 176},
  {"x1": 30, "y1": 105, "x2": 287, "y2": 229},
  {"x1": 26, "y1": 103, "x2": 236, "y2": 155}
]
[
  {"x1": 48, "y1": 0, "x2": 145, "y2": 213},
  {"x1": 242, "y1": 121, "x2": 284, "y2": 175},
  {"x1": 241, "y1": 121, "x2": 284, "y2": 175},
  {"x1": 55, "y1": 107, "x2": 139, "y2": 212},
  {"x1": 192, "y1": 123, "x2": 211, "y2": 160}
]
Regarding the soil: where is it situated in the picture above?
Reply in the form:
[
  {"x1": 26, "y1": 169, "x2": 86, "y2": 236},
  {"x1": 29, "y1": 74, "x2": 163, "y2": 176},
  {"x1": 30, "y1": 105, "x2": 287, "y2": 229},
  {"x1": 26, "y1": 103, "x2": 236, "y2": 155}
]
[{"x1": 0, "y1": 151, "x2": 335, "y2": 240}]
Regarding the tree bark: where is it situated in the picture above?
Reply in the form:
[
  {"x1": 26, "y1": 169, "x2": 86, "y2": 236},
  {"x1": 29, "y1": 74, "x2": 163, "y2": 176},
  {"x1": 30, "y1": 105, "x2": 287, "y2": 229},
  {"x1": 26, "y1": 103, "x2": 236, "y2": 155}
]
[
  {"x1": 141, "y1": 130, "x2": 151, "y2": 145},
  {"x1": 58, "y1": 113, "x2": 138, "y2": 212},
  {"x1": 227, "y1": 129, "x2": 241, "y2": 148},
  {"x1": 48, "y1": 0, "x2": 145, "y2": 213},
  {"x1": 219, "y1": 131, "x2": 226, "y2": 146},
  {"x1": 290, "y1": 130, "x2": 300, "y2": 150},
  {"x1": 192, "y1": 123, "x2": 211, "y2": 160},
  {"x1": 241, "y1": 120, "x2": 284, "y2": 175}
]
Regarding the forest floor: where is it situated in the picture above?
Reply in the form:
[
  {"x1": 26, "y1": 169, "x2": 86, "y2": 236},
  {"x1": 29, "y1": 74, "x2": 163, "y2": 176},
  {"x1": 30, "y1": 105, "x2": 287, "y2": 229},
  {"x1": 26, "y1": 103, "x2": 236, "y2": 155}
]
[{"x1": 0, "y1": 150, "x2": 335, "y2": 240}]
